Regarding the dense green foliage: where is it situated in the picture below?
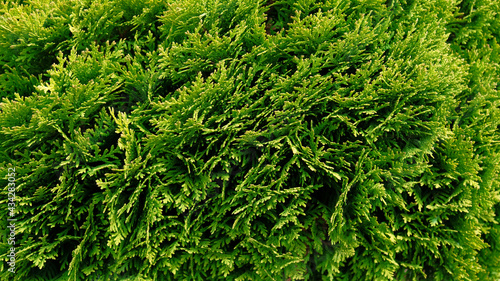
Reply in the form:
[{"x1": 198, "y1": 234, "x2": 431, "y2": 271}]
[{"x1": 0, "y1": 0, "x2": 499, "y2": 280}]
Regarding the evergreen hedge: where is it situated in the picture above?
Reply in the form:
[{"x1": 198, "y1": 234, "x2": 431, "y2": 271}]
[{"x1": 0, "y1": 0, "x2": 499, "y2": 280}]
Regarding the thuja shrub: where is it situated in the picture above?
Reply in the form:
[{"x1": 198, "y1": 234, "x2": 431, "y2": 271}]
[{"x1": 0, "y1": 0, "x2": 499, "y2": 280}]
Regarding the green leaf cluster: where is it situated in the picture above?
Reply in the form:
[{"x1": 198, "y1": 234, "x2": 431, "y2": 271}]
[{"x1": 0, "y1": 0, "x2": 499, "y2": 280}]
